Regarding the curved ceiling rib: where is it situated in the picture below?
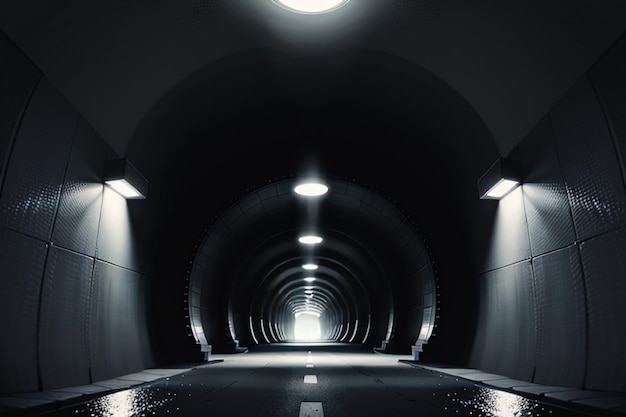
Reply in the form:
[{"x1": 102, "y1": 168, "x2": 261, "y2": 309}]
[{"x1": 187, "y1": 177, "x2": 436, "y2": 354}]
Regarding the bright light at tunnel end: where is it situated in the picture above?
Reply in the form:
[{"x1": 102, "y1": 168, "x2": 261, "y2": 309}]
[
  {"x1": 302, "y1": 263, "x2": 318, "y2": 270},
  {"x1": 272, "y1": 0, "x2": 350, "y2": 14},
  {"x1": 294, "y1": 312, "x2": 322, "y2": 340},
  {"x1": 295, "y1": 311, "x2": 321, "y2": 318}
]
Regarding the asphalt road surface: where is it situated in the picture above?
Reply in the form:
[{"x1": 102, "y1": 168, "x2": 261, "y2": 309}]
[{"x1": 25, "y1": 343, "x2": 612, "y2": 417}]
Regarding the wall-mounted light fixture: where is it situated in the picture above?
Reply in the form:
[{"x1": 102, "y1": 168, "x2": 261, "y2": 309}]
[
  {"x1": 103, "y1": 158, "x2": 148, "y2": 199},
  {"x1": 478, "y1": 157, "x2": 521, "y2": 200}
]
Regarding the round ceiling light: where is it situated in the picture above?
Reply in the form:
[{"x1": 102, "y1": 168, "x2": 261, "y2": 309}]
[
  {"x1": 298, "y1": 235, "x2": 323, "y2": 244},
  {"x1": 273, "y1": 0, "x2": 350, "y2": 14},
  {"x1": 294, "y1": 181, "x2": 328, "y2": 197}
]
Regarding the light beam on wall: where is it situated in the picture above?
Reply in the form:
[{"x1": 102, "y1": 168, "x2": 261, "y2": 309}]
[
  {"x1": 478, "y1": 157, "x2": 521, "y2": 200},
  {"x1": 103, "y1": 158, "x2": 148, "y2": 199}
]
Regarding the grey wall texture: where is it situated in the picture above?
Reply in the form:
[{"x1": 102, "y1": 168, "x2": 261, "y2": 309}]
[
  {"x1": 468, "y1": 33, "x2": 626, "y2": 392},
  {"x1": 0, "y1": 32, "x2": 154, "y2": 393},
  {"x1": 2, "y1": 22, "x2": 626, "y2": 397}
]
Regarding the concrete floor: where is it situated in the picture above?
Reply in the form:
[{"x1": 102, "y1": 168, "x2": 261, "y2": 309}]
[{"x1": 1, "y1": 343, "x2": 624, "y2": 417}]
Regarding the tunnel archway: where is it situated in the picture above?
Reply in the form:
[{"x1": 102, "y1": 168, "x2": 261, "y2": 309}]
[
  {"x1": 133, "y1": 45, "x2": 497, "y2": 364},
  {"x1": 187, "y1": 177, "x2": 437, "y2": 355}
]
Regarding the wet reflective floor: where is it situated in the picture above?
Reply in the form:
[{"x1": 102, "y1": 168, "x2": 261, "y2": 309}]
[{"x1": 8, "y1": 344, "x2": 620, "y2": 417}]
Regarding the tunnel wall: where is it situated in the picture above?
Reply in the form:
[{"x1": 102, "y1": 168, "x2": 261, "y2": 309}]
[
  {"x1": 0, "y1": 33, "x2": 154, "y2": 393},
  {"x1": 468, "y1": 33, "x2": 626, "y2": 392}
]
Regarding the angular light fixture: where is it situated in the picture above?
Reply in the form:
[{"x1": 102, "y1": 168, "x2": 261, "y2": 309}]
[
  {"x1": 103, "y1": 158, "x2": 148, "y2": 199},
  {"x1": 272, "y1": 0, "x2": 350, "y2": 14},
  {"x1": 294, "y1": 181, "x2": 329, "y2": 197},
  {"x1": 298, "y1": 235, "x2": 323, "y2": 244},
  {"x1": 478, "y1": 157, "x2": 521, "y2": 200}
]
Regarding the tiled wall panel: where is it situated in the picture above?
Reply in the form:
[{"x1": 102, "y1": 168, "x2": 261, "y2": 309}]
[
  {"x1": 551, "y1": 76, "x2": 626, "y2": 241},
  {"x1": 0, "y1": 228, "x2": 47, "y2": 393},
  {"x1": 258, "y1": 184, "x2": 292, "y2": 213},
  {"x1": 482, "y1": 187, "x2": 531, "y2": 271},
  {"x1": 0, "y1": 78, "x2": 77, "y2": 241},
  {"x1": 519, "y1": 116, "x2": 575, "y2": 257},
  {"x1": 468, "y1": 261, "x2": 536, "y2": 381},
  {"x1": 52, "y1": 117, "x2": 106, "y2": 257},
  {"x1": 89, "y1": 261, "x2": 152, "y2": 382},
  {"x1": 468, "y1": 34, "x2": 626, "y2": 389},
  {"x1": 38, "y1": 247, "x2": 93, "y2": 390},
  {"x1": 96, "y1": 187, "x2": 140, "y2": 271},
  {"x1": 1, "y1": 31, "x2": 154, "y2": 393},
  {"x1": 0, "y1": 33, "x2": 40, "y2": 184},
  {"x1": 532, "y1": 246, "x2": 586, "y2": 387},
  {"x1": 580, "y1": 229, "x2": 626, "y2": 392}
]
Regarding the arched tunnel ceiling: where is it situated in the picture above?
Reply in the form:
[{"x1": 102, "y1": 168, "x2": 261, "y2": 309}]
[
  {"x1": 2, "y1": 0, "x2": 626, "y2": 354},
  {"x1": 1, "y1": 0, "x2": 625, "y2": 157},
  {"x1": 188, "y1": 177, "x2": 435, "y2": 348}
]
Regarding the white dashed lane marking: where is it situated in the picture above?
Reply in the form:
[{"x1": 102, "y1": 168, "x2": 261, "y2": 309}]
[
  {"x1": 299, "y1": 401, "x2": 324, "y2": 417},
  {"x1": 300, "y1": 352, "x2": 321, "y2": 416}
]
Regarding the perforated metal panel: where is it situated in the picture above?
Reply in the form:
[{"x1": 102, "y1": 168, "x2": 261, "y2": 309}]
[
  {"x1": 96, "y1": 187, "x2": 140, "y2": 271},
  {"x1": 257, "y1": 185, "x2": 292, "y2": 213},
  {"x1": 0, "y1": 227, "x2": 47, "y2": 393},
  {"x1": 532, "y1": 245, "x2": 585, "y2": 387},
  {"x1": 468, "y1": 261, "x2": 536, "y2": 381},
  {"x1": 0, "y1": 78, "x2": 77, "y2": 241},
  {"x1": 482, "y1": 187, "x2": 531, "y2": 271},
  {"x1": 38, "y1": 246, "x2": 93, "y2": 390},
  {"x1": 551, "y1": 76, "x2": 626, "y2": 241},
  {"x1": 520, "y1": 116, "x2": 575, "y2": 256},
  {"x1": 52, "y1": 117, "x2": 106, "y2": 256},
  {"x1": 89, "y1": 261, "x2": 151, "y2": 382},
  {"x1": 580, "y1": 228, "x2": 626, "y2": 392},
  {"x1": 239, "y1": 191, "x2": 265, "y2": 219}
]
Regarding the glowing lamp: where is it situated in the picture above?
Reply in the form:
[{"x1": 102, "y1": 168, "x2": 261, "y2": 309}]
[
  {"x1": 478, "y1": 157, "x2": 521, "y2": 200},
  {"x1": 103, "y1": 158, "x2": 148, "y2": 199}
]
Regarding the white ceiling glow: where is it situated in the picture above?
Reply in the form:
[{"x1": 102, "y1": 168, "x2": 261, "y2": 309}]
[
  {"x1": 298, "y1": 235, "x2": 323, "y2": 244},
  {"x1": 294, "y1": 181, "x2": 329, "y2": 197},
  {"x1": 272, "y1": 0, "x2": 350, "y2": 14}
]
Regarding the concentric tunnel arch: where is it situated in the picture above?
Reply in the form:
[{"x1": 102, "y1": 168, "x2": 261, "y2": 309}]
[{"x1": 187, "y1": 177, "x2": 437, "y2": 355}]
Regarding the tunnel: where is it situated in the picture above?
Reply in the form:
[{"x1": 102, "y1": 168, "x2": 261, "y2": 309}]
[{"x1": 1, "y1": 1, "x2": 626, "y2": 416}]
